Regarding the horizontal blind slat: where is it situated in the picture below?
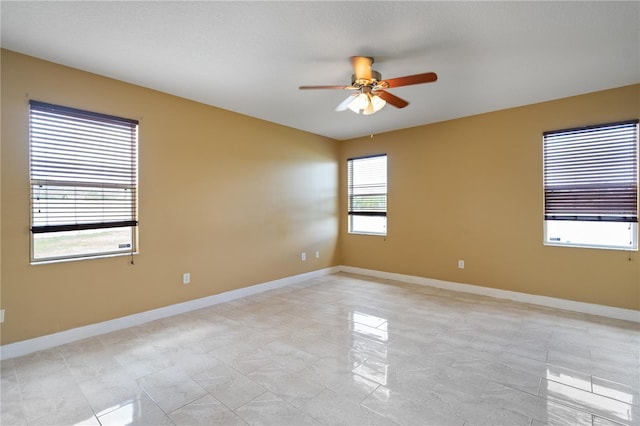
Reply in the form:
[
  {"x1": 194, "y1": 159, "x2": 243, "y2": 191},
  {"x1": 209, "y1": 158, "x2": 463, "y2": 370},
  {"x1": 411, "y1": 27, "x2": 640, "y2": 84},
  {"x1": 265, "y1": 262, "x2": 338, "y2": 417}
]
[
  {"x1": 29, "y1": 100, "x2": 138, "y2": 233},
  {"x1": 543, "y1": 120, "x2": 638, "y2": 223},
  {"x1": 347, "y1": 155, "x2": 387, "y2": 217}
]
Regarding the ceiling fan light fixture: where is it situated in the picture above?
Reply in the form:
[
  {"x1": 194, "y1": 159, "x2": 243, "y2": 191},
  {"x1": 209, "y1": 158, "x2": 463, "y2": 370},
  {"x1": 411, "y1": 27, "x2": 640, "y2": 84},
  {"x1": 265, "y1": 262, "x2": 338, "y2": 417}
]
[
  {"x1": 347, "y1": 92, "x2": 369, "y2": 113},
  {"x1": 371, "y1": 94, "x2": 386, "y2": 112},
  {"x1": 347, "y1": 92, "x2": 386, "y2": 115},
  {"x1": 300, "y1": 56, "x2": 435, "y2": 114}
]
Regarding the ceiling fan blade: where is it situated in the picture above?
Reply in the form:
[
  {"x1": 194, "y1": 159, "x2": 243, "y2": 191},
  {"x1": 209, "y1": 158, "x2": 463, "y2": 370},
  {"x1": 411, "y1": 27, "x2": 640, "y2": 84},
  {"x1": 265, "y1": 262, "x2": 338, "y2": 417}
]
[
  {"x1": 299, "y1": 85, "x2": 352, "y2": 90},
  {"x1": 381, "y1": 72, "x2": 438, "y2": 88},
  {"x1": 351, "y1": 56, "x2": 373, "y2": 81},
  {"x1": 335, "y1": 94, "x2": 359, "y2": 111},
  {"x1": 375, "y1": 90, "x2": 409, "y2": 109}
]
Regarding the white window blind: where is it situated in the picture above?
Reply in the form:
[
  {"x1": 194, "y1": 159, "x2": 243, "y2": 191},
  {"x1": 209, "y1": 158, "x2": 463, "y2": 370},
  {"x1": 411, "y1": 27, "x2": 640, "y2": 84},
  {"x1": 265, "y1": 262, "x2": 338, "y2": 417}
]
[
  {"x1": 543, "y1": 120, "x2": 638, "y2": 223},
  {"x1": 29, "y1": 100, "x2": 139, "y2": 235},
  {"x1": 347, "y1": 154, "x2": 387, "y2": 234}
]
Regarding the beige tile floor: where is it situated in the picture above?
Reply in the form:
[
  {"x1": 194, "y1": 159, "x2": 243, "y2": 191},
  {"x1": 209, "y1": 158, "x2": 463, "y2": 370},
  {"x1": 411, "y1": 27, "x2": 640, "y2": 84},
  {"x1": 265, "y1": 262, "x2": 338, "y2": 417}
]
[{"x1": 1, "y1": 273, "x2": 639, "y2": 425}]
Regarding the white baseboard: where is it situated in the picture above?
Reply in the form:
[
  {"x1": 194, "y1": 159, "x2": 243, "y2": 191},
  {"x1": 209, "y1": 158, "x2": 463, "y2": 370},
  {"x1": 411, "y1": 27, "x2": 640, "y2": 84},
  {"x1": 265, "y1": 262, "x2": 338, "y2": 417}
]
[
  {"x1": 339, "y1": 265, "x2": 640, "y2": 324},
  {"x1": 0, "y1": 266, "x2": 340, "y2": 361},
  {"x1": 2, "y1": 264, "x2": 637, "y2": 360}
]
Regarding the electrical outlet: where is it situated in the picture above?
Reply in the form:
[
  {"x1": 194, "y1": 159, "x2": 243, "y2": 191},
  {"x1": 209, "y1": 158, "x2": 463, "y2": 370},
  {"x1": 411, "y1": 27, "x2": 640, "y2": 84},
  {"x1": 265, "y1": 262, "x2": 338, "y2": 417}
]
[
  {"x1": 301, "y1": 252, "x2": 306, "y2": 261},
  {"x1": 183, "y1": 273, "x2": 190, "y2": 284},
  {"x1": 458, "y1": 260, "x2": 465, "y2": 269},
  {"x1": 315, "y1": 251, "x2": 320, "y2": 259},
  {"x1": 0, "y1": 309, "x2": 5, "y2": 323}
]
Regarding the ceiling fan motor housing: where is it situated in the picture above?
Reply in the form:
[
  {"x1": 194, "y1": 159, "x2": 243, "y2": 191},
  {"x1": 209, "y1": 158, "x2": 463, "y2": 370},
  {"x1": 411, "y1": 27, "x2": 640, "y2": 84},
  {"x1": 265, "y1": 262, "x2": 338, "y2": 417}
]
[{"x1": 352, "y1": 70, "x2": 382, "y2": 87}]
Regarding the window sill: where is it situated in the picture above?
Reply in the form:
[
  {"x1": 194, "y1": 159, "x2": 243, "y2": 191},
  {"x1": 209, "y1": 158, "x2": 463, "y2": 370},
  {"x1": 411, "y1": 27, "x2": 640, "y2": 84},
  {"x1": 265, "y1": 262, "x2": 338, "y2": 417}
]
[
  {"x1": 348, "y1": 231, "x2": 387, "y2": 237},
  {"x1": 31, "y1": 251, "x2": 138, "y2": 266},
  {"x1": 544, "y1": 242, "x2": 637, "y2": 251}
]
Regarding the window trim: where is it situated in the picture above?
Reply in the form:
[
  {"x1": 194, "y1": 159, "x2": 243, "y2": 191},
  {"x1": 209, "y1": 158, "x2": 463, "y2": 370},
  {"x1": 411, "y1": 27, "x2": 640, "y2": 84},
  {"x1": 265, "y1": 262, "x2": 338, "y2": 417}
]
[
  {"x1": 29, "y1": 100, "x2": 139, "y2": 262},
  {"x1": 542, "y1": 119, "x2": 638, "y2": 250},
  {"x1": 347, "y1": 153, "x2": 388, "y2": 236}
]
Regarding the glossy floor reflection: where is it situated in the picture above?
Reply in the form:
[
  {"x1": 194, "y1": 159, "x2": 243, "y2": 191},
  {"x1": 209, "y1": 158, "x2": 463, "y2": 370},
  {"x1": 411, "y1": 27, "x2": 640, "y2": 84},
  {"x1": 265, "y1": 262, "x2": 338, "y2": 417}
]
[{"x1": 1, "y1": 273, "x2": 638, "y2": 425}]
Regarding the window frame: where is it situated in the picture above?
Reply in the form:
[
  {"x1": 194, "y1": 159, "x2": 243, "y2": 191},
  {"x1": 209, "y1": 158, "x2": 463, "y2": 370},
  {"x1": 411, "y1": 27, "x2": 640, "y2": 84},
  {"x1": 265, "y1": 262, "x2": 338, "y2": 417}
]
[
  {"x1": 29, "y1": 100, "x2": 139, "y2": 263},
  {"x1": 542, "y1": 119, "x2": 638, "y2": 251},
  {"x1": 347, "y1": 154, "x2": 388, "y2": 236}
]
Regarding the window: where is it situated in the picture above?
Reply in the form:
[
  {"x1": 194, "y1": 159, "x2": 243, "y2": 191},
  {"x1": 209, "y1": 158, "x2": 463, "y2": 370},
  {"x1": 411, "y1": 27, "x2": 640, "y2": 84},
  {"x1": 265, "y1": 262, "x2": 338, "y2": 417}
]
[
  {"x1": 347, "y1": 154, "x2": 387, "y2": 235},
  {"x1": 29, "y1": 100, "x2": 139, "y2": 262},
  {"x1": 543, "y1": 120, "x2": 638, "y2": 250}
]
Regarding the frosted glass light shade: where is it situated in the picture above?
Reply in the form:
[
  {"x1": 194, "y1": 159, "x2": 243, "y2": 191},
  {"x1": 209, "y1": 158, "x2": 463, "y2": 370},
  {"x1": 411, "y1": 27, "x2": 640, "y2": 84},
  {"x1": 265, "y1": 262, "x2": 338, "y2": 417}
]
[{"x1": 347, "y1": 93, "x2": 386, "y2": 115}]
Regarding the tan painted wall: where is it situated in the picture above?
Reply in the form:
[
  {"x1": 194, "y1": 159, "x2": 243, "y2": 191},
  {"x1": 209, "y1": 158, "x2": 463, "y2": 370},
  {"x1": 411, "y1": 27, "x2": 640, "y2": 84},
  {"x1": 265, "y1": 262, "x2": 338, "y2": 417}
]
[
  {"x1": 1, "y1": 49, "x2": 638, "y2": 346},
  {"x1": 0, "y1": 50, "x2": 340, "y2": 344},
  {"x1": 340, "y1": 84, "x2": 640, "y2": 311}
]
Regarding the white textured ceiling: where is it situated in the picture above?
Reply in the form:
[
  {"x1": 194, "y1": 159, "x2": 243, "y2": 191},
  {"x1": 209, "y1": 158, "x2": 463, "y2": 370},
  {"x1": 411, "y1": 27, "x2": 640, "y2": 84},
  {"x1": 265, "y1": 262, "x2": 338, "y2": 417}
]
[{"x1": 2, "y1": 1, "x2": 639, "y2": 140}]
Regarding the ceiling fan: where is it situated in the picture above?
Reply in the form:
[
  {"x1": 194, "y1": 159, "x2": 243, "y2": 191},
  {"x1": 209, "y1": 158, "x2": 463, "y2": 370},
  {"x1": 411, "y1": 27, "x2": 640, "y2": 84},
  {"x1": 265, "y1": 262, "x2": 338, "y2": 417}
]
[{"x1": 299, "y1": 56, "x2": 437, "y2": 115}]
